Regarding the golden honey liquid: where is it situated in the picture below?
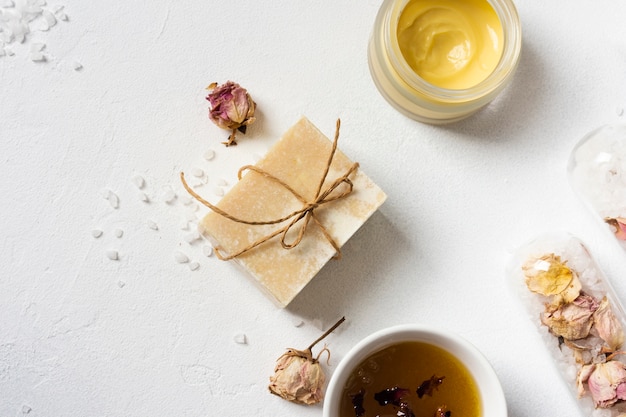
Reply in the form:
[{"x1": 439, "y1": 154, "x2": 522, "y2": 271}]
[
  {"x1": 340, "y1": 341, "x2": 481, "y2": 417},
  {"x1": 397, "y1": 0, "x2": 504, "y2": 90}
]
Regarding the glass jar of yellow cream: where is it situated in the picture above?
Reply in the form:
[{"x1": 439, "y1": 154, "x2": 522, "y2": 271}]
[{"x1": 368, "y1": 0, "x2": 522, "y2": 124}]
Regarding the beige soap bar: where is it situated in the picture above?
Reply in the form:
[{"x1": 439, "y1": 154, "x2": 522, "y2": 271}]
[{"x1": 198, "y1": 117, "x2": 387, "y2": 307}]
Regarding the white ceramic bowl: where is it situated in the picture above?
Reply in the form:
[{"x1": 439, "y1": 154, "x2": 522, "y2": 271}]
[{"x1": 322, "y1": 324, "x2": 507, "y2": 417}]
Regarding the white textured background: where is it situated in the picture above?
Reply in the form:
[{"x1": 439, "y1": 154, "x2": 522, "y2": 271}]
[{"x1": 2, "y1": 0, "x2": 626, "y2": 416}]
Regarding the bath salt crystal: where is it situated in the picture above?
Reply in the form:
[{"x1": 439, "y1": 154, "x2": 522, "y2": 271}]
[
  {"x1": 139, "y1": 192, "x2": 150, "y2": 202},
  {"x1": 174, "y1": 251, "x2": 189, "y2": 264},
  {"x1": 1, "y1": 0, "x2": 15, "y2": 7},
  {"x1": 203, "y1": 149, "x2": 215, "y2": 161},
  {"x1": 132, "y1": 175, "x2": 146, "y2": 189},
  {"x1": 102, "y1": 189, "x2": 120, "y2": 209},
  {"x1": 117, "y1": 280, "x2": 126, "y2": 288},
  {"x1": 91, "y1": 229, "x2": 103, "y2": 238},
  {"x1": 233, "y1": 333, "x2": 247, "y2": 344},
  {"x1": 212, "y1": 186, "x2": 224, "y2": 197},
  {"x1": 215, "y1": 178, "x2": 228, "y2": 187},
  {"x1": 191, "y1": 167, "x2": 204, "y2": 178},
  {"x1": 147, "y1": 220, "x2": 159, "y2": 230},
  {"x1": 202, "y1": 245, "x2": 213, "y2": 257},
  {"x1": 72, "y1": 60, "x2": 82, "y2": 71},
  {"x1": 188, "y1": 261, "x2": 200, "y2": 271},
  {"x1": 161, "y1": 186, "x2": 176, "y2": 204},
  {"x1": 180, "y1": 195, "x2": 194, "y2": 205},
  {"x1": 617, "y1": 107, "x2": 624, "y2": 117},
  {"x1": 106, "y1": 250, "x2": 119, "y2": 260},
  {"x1": 41, "y1": 10, "x2": 56, "y2": 30},
  {"x1": 183, "y1": 231, "x2": 200, "y2": 244},
  {"x1": 292, "y1": 318, "x2": 305, "y2": 328},
  {"x1": 114, "y1": 228, "x2": 123, "y2": 238},
  {"x1": 21, "y1": 405, "x2": 31, "y2": 414}
]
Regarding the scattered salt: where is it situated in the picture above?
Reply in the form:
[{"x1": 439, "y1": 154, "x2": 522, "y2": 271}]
[
  {"x1": 72, "y1": 61, "x2": 83, "y2": 71},
  {"x1": 106, "y1": 250, "x2": 119, "y2": 261},
  {"x1": 161, "y1": 186, "x2": 176, "y2": 204},
  {"x1": 202, "y1": 245, "x2": 213, "y2": 257},
  {"x1": 41, "y1": 10, "x2": 56, "y2": 30},
  {"x1": 617, "y1": 107, "x2": 624, "y2": 117},
  {"x1": 132, "y1": 175, "x2": 146, "y2": 189},
  {"x1": 203, "y1": 149, "x2": 216, "y2": 161},
  {"x1": 180, "y1": 195, "x2": 194, "y2": 205},
  {"x1": 183, "y1": 231, "x2": 200, "y2": 244},
  {"x1": 114, "y1": 228, "x2": 124, "y2": 238},
  {"x1": 191, "y1": 167, "x2": 205, "y2": 178},
  {"x1": 139, "y1": 192, "x2": 150, "y2": 202},
  {"x1": 233, "y1": 333, "x2": 247, "y2": 344},
  {"x1": 174, "y1": 251, "x2": 189, "y2": 264},
  {"x1": 292, "y1": 318, "x2": 305, "y2": 328},
  {"x1": 91, "y1": 229, "x2": 103, "y2": 238},
  {"x1": 147, "y1": 220, "x2": 159, "y2": 230},
  {"x1": 103, "y1": 189, "x2": 120, "y2": 209},
  {"x1": 117, "y1": 280, "x2": 126, "y2": 288},
  {"x1": 188, "y1": 261, "x2": 200, "y2": 271},
  {"x1": 216, "y1": 178, "x2": 228, "y2": 187},
  {"x1": 1, "y1": 0, "x2": 14, "y2": 7},
  {"x1": 594, "y1": 152, "x2": 613, "y2": 164},
  {"x1": 21, "y1": 405, "x2": 31, "y2": 414},
  {"x1": 213, "y1": 187, "x2": 224, "y2": 197}
]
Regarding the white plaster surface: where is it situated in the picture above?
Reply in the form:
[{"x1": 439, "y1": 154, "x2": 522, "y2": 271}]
[{"x1": 1, "y1": 1, "x2": 626, "y2": 416}]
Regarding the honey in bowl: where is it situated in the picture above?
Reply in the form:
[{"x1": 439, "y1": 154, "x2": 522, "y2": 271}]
[{"x1": 340, "y1": 341, "x2": 481, "y2": 417}]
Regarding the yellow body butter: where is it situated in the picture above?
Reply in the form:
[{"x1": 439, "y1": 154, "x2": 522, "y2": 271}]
[{"x1": 397, "y1": 0, "x2": 504, "y2": 90}]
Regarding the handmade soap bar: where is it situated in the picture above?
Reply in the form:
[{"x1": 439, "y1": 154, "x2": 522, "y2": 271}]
[
  {"x1": 568, "y1": 124, "x2": 626, "y2": 249},
  {"x1": 197, "y1": 117, "x2": 387, "y2": 307}
]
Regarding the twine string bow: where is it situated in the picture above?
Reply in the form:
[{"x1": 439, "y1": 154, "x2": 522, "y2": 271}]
[{"x1": 180, "y1": 119, "x2": 359, "y2": 261}]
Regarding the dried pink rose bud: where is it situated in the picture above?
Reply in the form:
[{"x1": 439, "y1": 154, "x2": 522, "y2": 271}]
[
  {"x1": 540, "y1": 293, "x2": 598, "y2": 340},
  {"x1": 606, "y1": 218, "x2": 626, "y2": 240},
  {"x1": 578, "y1": 360, "x2": 626, "y2": 408},
  {"x1": 269, "y1": 348, "x2": 326, "y2": 405},
  {"x1": 268, "y1": 317, "x2": 345, "y2": 405},
  {"x1": 594, "y1": 297, "x2": 625, "y2": 352},
  {"x1": 206, "y1": 81, "x2": 256, "y2": 146}
]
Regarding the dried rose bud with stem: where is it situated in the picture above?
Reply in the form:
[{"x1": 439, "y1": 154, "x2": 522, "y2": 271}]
[
  {"x1": 269, "y1": 316, "x2": 346, "y2": 405},
  {"x1": 206, "y1": 81, "x2": 256, "y2": 146}
]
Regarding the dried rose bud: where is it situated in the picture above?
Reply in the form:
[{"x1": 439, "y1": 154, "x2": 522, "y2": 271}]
[
  {"x1": 594, "y1": 297, "x2": 625, "y2": 352},
  {"x1": 268, "y1": 348, "x2": 326, "y2": 405},
  {"x1": 523, "y1": 254, "x2": 581, "y2": 305},
  {"x1": 268, "y1": 317, "x2": 345, "y2": 405},
  {"x1": 577, "y1": 360, "x2": 626, "y2": 408},
  {"x1": 540, "y1": 293, "x2": 598, "y2": 340},
  {"x1": 206, "y1": 81, "x2": 256, "y2": 146}
]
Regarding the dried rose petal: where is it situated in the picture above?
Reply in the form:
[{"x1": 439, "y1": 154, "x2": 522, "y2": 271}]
[
  {"x1": 578, "y1": 360, "x2": 626, "y2": 408},
  {"x1": 594, "y1": 297, "x2": 625, "y2": 352},
  {"x1": 268, "y1": 348, "x2": 325, "y2": 405},
  {"x1": 606, "y1": 218, "x2": 626, "y2": 240},
  {"x1": 374, "y1": 386, "x2": 410, "y2": 406},
  {"x1": 416, "y1": 375, "x2": 445, "y2": 398},
  {"x1": 206, "y1": 81, "x2": 256, "y2": 146},
  {"x1": 523, "y1": 254, "x2": 581, "y2": 305},
  {"x1": 541, "y1": 293, "x2": 598, "y2": 340}
]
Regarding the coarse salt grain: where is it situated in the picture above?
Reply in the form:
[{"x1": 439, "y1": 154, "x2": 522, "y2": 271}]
[
  {"x1": 132, "y1": 175, "x2": 146, "y2": 189},
  {"x1": 21, "y1": 405, "x2": 31, "y2": 414},
  {"x1": 147, "y1": 220, "x2": 159, "y2": 230},
  {"x1": 139, "y1": 192, "x2": 150, "y2": 202},
  {"x1": 191, "y1": 167, "x2": 204, "y2": 178},
  {"x1": 103, "y1": 189, "x2": 120, "y2": 209},
  {"x1": 202, "y1": 245, "x2": 213, "y2": 257},
  {"x1": 161, "y1": 186, "x2": 176, "y2": 204},
  {"x1": 188, "y1": 261, "x2": 200, "y2": 271},
  {"x1": 233, "y1": 333, "x2": 247, "y2": 344},
  {"x1": 117, "y1": 280, "x2": 126, "y2": 288},
  {"x1": 106, "y1": 250, "x2": 119, "y2": 260},
  {"x1": 203, "y1": 149, "x2": 216, "y2": 161},
  {"x1": 212, "y1": 186, "x2": 224, "y2": 197},
  {"x1": 183, "y1": 231, "x2": 200, "y2": 244},
  {"x1": 72, "y1": 61, "x2": 82, "y2": 71},
  {"x1": 114, "y1": 228, "x2": 123, "y2": 238},
  {"x1": 215, "y1": 178, "x2": 228, "y2": 187},
  {"x1": 174, "y1": 251, "x2": 189, "y2": 263},
  {"x1": 91, "y1": 229, "x2": 103, "y2": 238},
  {"x1": 292, "y1": 318, "x2": 305, "y2": 328}
]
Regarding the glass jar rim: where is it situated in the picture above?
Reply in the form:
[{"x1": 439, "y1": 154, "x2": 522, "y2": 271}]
[{"x1": 386, "y1": 0, "x2": 522, "y2": 102}]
